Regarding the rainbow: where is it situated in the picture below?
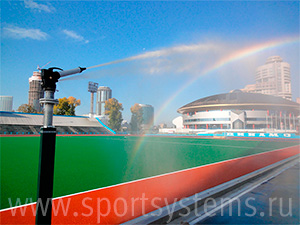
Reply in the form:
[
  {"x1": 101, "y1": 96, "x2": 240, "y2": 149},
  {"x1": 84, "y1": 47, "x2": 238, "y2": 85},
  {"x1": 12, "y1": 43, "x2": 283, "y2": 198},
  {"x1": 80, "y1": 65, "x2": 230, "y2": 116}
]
[
  {"x1": 126, "y1": 36, "x2": 299, "y2": 167},
  {"x1": 154, "y1": 35, "x2": 299, "y2": 124},
  {"x1": 123, "y1": 135, "x2": 147, "y2": 180}
]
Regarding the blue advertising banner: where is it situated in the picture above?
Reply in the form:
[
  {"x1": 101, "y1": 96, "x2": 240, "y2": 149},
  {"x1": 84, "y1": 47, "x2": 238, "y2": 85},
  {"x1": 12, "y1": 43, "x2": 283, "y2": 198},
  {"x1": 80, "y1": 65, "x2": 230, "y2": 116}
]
[
  {"x1": 197, "y1": 132, "x2": 299, "y2": 139},
  {"x1": 224, "y1": 132, "x2": 299, "y2": 138}
]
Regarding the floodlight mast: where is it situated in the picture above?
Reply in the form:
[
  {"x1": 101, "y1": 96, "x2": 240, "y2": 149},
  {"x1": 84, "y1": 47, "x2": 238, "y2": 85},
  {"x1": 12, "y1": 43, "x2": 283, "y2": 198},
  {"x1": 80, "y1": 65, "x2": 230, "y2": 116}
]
[
  {"x1": 88, "y1": 81, "x2": 98, "y2": 117},
  {"x1": 36, "y1": 66, "x2": 85, "y2": 225}
]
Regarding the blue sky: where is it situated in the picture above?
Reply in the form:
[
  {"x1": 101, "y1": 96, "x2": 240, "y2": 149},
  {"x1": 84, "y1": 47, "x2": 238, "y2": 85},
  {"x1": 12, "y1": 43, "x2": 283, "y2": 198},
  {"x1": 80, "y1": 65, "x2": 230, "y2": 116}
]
[{"x1": 1, "y1": 0, "x2": 299, "y2": 125}]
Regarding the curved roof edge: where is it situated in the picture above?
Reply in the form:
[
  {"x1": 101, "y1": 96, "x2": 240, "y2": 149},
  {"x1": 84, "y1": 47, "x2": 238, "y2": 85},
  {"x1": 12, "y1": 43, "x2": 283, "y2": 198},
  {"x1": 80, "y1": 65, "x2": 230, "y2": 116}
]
[{"x1": 178, "y1": 92, "x2": 300, "y2": 114}]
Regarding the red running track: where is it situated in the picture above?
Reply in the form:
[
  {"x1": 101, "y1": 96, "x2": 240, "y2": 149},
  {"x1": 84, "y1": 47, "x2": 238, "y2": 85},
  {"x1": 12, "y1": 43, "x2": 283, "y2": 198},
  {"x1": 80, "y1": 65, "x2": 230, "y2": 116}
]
[{"x1": 1, "y1": 145, "x2": 299, "y2": 224}]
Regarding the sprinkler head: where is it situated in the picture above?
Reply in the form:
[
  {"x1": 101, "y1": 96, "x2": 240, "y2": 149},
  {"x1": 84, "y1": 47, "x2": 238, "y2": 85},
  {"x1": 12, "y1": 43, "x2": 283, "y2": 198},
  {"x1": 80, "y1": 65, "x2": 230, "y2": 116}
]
[{"x1": 41, "y1": 67, "x2": 62, "y2": 91}]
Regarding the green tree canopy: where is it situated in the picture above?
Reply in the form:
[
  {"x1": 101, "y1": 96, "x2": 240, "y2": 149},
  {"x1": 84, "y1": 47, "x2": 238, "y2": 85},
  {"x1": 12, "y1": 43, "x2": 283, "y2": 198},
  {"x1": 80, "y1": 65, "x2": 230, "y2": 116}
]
[
  {"x1": 130, "y1": 103, "x2": 143, "y2": 134},
  {"x1": 17, "y1": 104, "x2": 37, "y2": 113},
  {"x1": 105, "y1": 98, "x2": 123, "y2": 132},
  {"x1": 54, "y1": 97, "x2": 81, "y2": 116}
]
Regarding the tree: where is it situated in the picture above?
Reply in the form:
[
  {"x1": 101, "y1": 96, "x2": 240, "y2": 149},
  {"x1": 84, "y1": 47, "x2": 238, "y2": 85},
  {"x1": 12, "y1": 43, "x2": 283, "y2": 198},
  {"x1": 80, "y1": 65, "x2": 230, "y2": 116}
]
[
  {"x1": 130, "y1": 103, "x2": 143, "y2": 134},
  {"x1": 105, "y1": 98, "x2": 123, "y2": 131},
  {"x1": 53, "y1": 97, "x2": 81, "y2": 116},
  {"x1": 17, "y1": 104, "x2": 37, "y2": 113}
]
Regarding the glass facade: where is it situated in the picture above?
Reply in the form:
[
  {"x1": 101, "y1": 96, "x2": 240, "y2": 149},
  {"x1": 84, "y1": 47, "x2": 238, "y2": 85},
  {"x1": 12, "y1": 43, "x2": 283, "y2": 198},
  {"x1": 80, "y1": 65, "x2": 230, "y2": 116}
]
[
  {"x1": 183, "y1": 108, "x2": 298, "y2": 130},
  {"x1": 184, "y1": 118, "x2": 230, "y2": 122},
  {"x1": 0, "y1": 96, "x2": 13, "y2": 111}
]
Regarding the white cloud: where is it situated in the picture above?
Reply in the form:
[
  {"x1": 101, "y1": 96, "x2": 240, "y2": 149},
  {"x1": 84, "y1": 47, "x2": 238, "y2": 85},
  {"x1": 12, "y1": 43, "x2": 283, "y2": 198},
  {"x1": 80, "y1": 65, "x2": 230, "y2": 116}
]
[
  {"x1": 62, "y1": 29, "x2": 89, "y2": 44},
  {"x1": 24, "y1": 0, "x2": 55, "y2": 13},
  {"x1": 2, "y1": 25, "x2": 48, "y2": 40}
]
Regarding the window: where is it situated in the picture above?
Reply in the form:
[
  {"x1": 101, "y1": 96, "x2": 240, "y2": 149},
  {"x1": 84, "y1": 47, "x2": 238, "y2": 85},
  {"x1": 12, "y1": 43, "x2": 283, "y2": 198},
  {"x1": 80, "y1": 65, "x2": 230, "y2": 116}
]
[
  {"x1": 184, "y1": 118, "x2": 230, "y2": 122},
  {"x1": 247, "y1": 118, "x2": 267, "y2": 121}
]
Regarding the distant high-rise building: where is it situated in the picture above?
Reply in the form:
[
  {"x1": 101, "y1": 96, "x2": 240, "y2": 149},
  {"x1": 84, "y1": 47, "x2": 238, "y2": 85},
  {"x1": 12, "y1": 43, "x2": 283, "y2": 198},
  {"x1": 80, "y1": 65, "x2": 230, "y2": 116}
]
[
  {"x1": 240, "y1": 84, "x2": 256, "y2": 93},
  {"x1": 28, "y1": 71, "x2": 44, "y2": 112},
  {"x1": 0, "y1": 96, "x2": 13, "y2": 111},
  {"x1": 255, "y1": 56, "x2": 292, "y2": 100},
  {"x1": 139, "y1": 104, "x2": 154, "y2": 128},
  {"x1": 96, "y1": 86, "x2": 112, "y2": 116}
]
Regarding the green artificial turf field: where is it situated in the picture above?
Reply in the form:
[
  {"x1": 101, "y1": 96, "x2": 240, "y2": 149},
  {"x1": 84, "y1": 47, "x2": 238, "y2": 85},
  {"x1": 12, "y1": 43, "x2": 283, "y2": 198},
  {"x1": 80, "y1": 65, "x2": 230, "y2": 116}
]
[{"x1": 1, "y1": 135, "x2": 298, "y2": 210}]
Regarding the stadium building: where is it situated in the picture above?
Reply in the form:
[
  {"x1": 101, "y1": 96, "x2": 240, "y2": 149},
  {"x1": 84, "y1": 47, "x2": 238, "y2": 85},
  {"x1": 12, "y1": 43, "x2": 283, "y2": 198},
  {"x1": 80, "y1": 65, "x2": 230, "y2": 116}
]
[
  {"x1": 177, "y1": 90, "x2": 300, "y2": 132},
  {"x1": 0, "y1": 111, "x2": 113, "y2": 135}
]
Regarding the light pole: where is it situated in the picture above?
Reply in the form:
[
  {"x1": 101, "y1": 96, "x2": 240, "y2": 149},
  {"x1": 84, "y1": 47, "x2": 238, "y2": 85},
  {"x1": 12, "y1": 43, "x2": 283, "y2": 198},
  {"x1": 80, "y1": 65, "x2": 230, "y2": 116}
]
[{"x1": 36, "y1": 67, "x2": 86, "y2": 225}]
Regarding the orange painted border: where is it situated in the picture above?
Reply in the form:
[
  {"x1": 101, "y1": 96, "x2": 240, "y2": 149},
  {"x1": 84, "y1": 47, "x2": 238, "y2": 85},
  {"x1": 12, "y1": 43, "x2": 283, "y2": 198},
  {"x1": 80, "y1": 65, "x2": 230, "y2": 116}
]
[{"x1": 1, "y1": 145, "x2": 299, "y2": 224}]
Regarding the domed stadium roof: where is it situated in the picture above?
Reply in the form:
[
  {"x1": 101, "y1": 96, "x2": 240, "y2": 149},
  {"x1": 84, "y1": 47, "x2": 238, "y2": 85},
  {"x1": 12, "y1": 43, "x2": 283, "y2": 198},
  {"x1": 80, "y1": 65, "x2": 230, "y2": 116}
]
[{"x1": 178, "y1": 91, "x2": 300, "y2": 114}]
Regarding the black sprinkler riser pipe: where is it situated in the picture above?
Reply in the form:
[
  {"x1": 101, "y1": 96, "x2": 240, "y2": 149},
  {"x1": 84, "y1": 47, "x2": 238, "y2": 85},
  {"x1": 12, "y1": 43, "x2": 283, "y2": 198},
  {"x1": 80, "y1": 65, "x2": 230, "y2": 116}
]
[{"x1": 36, "y1": 127, "x2": 56, "y2": 225}]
